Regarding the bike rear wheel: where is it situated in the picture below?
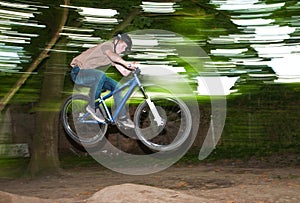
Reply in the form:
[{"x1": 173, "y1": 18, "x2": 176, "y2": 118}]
[
  {"x1": 134, "y1": 97, "x2": 192, "y2": 152},
  {"x1": 61, "y1": 94, "x2": 108, "y2": 147}
]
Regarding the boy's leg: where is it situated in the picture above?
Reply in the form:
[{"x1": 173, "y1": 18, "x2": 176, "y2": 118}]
[
  {"x1": 71, "y1": 69, "x2": 107, "y2": 122},
  {"x1": 73, "y1": 69, "x2": 106, "y2": 107},
  {"x1": 102, "y1": 77, "x2": 134, "y2": 128},
  {"x1": 102, "y1": 77, "x2": 127, "y2": 118}
]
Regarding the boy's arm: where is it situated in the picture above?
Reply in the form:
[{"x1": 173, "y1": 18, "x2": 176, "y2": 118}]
[
  {"x1": 105, "y1": 49, "x2": 130, "y2": 67},
  {"x1": 114, "y1": 64, "x2": 132, "y2": 76},
  {"x1": 105, "y1": 49, "x2": 135, "y2": 76}
]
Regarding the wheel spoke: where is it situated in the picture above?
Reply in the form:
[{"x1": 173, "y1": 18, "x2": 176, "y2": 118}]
[
  {"x1": 134, "y1": 96, "x2": 192, "y2": 151},
  {"x1": 61, "y1": 94, "x2": 108, "y2": 148}
]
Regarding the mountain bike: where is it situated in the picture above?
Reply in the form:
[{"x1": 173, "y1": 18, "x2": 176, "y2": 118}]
[{"x1": 61, "y1": 67, "x2": 193, "y2": 152}]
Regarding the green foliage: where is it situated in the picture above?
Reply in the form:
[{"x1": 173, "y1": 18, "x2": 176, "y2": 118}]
[
  {"x1": 224, "y1": 84, "x2": 300, "y2": 152},
  {"x1": 1, "y1": 0, "x2": 299, "y2": 169},
  {"x1": 133, "y1": 16, "x2": 153, "y2": 29},
  {"x1": 178, "y1": 83, "x2": 300, "y2": 165},
  {"x1": 0, "y1": 158, "x2": 29, "y2": 178},
  {"x1": 177, "y1": 142, "x2": 300, "y2": 165},
  {"x1": 205, "y1": 143, "x2": 300, "y2": 161},
  {"x1": 60, "y1": 156, "x2": 99, "y2": 169}
]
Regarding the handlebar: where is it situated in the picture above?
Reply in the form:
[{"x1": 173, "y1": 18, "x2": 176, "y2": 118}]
[{"x1": 131, "y1": 66, "x2": 141, "y2": 76}]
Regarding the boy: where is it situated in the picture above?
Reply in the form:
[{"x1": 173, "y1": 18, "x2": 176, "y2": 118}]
[{"x1": 70, "y1": 33, "x2": 136, "y2": 128}]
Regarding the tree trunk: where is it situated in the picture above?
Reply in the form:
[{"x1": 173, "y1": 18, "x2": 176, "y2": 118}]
[
  {"x1": 27, "y1": 0, "x2": 69, "y2": 176},
  {"x1": 28, "y1": 47, "x2": 67, "y2": 176}
]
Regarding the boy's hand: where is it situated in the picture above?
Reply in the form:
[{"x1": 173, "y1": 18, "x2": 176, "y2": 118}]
[{"x1": 127, "y1": 62, "x2": 139, "y2": 70}]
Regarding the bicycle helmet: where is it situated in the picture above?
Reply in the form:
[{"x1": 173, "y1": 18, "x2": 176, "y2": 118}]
[{"x1": 114, "y1": 33, "x2": 132, "y2": 53}]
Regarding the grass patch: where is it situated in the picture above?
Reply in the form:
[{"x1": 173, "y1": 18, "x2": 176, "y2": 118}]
[
  {"x1": 1, "y1": 143, "x2": 298, "y2": 178},
  {"x1": 0, "y1": 158, "x2": 29, "y2": 178},
  {"x1": 60, "y1": 155, "x2": 99, "y2": 169},
  {"x1": 0, "y1": 156, "x2": 100, "y2": 178},
  {"x1": 177, "y1": 143, "x2": 300, "y2": 165}
]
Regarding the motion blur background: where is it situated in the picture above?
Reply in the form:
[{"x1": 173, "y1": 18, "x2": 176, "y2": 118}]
[{"x1": 0, "y1": 0, "x2": 299, "y2": 159}]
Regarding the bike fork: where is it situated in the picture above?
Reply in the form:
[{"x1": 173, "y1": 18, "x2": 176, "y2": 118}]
[
  {"x1": 146, "y1": 97, "x2": 164, "y2": 126},
  {"x1": 138, "y1": 79, "x2": 164, "y2": 126}
]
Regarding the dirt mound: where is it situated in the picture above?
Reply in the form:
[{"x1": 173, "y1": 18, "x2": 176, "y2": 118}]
[
  {"x1": 86, "y1": 183, "x2": 211, "y2": 203},
  {"x1": 0, "y1": 191, "x2": 52, "y2": 203},
  {"x1": 1, "y1": 183, "x2": 209, "y2": 203}
]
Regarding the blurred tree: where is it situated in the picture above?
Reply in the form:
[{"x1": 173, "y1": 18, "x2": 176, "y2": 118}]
[
  {"x1": 27, "y1": 0, "x2": 144, "y2": 175},
  {"x1": 27, "y1": 0, "x2": 69, "y2": 176}
]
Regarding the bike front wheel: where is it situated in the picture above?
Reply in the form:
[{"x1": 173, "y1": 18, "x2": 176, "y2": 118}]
[
  {"x1": 61, "y1": 94, "x2": 108, "y2": 147},
  {"x1": 134, "y1": 97, "x2": 192, "y2": 152}
]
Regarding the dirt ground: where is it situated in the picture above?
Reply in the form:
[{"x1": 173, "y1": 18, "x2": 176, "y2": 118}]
[{"x1": 0, "y1": 154, "x2": 299, "y2": 203}]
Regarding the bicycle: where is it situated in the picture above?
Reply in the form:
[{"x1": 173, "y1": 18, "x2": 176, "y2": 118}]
[{"x1": 61, "y1": 67, "x2": 193, "y2": 152}]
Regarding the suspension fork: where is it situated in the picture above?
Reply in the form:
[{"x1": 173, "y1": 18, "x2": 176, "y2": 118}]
[
  {"x1": 146, "y1": 97, "x2": 164, "y2": 126},
  {"x1": 136, "y1": 76, "x2": 164, "y2": 126}
]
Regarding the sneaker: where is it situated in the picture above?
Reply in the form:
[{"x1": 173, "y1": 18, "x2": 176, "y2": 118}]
[
  {"x1": 86, "y1": 105, "x2": 105, "y2": 122},
  {"x1": 118, "y1": 116, "x2": 135, "y2": 128}
]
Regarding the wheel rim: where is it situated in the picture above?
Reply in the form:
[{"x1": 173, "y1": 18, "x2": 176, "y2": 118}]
[
  {"x1": 62, "y1": 95, "x2": 108, "y2": 146},
  {"x1": 134, "y1": 97, "x2": 192, "y2": 151}
]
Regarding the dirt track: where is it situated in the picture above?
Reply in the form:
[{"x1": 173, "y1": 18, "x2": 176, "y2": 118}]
[{"x1": 0, "y1": 156, "x2": 299, "y2": 203}]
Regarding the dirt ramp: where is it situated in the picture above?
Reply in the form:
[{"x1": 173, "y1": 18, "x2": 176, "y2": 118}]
[
  {"x1": 0, "y1": 191, "x2": 73, "y2": 203},
  {"x1": 87, "y1": 183, "x2": 212, "y2": 203},
  {"x1": 0, "y1": 183, "x2": 211, "y2": 203},
  {"x1": 0, "y1": 191, "x2": 51, "y2": 203}
]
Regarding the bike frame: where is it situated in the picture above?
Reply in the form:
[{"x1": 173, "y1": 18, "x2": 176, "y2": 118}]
[
  {"x1": 80, "y1": 69, "x2": 146, "y2": 125},
  {"x1": 79, "y1": 68, "x2": 163, "y2": 126},
  {"x1": 99, "y1": 75, "x2": 141, "y2": 123}
]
